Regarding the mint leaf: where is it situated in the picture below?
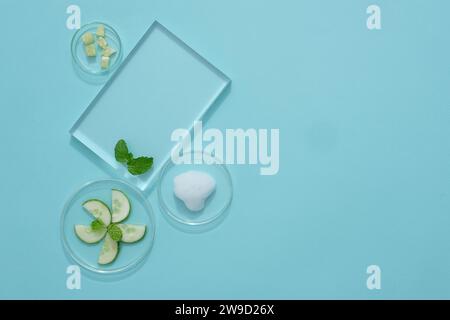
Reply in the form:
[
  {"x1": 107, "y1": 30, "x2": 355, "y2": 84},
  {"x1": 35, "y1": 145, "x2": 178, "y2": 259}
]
[
  {"x1": 127, "y1": 157, "x2": 153, "y2": 175},
  {"x1": 115, "y1": 139, "x2": 133, "y2": 164},
  {"x1": 91, "y1": 219, "x2": 104, "y2": 231},
  {"x1": 114, "y1": 139, "x2": 154, "y2": 175},
  {"x1": 108, "y1": 224, "x2": 122, "y2": 242}
]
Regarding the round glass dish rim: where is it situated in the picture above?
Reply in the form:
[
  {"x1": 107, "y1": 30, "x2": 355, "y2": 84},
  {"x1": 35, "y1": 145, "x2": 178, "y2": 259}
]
[
  {"x1": 157, "y1": 151, "x2": 233, "y2": 226},
  {"x1": 70, "y1": 21, "x2": 123, "y2": 76},
  {"x1": 60, "y1": 178, "x2": 156, "y2": 275}
]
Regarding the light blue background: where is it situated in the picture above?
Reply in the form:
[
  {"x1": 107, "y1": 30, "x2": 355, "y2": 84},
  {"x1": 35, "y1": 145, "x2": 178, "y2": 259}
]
[{"x1": 0, "y1": 0, "x2": 449, "y2": 299}]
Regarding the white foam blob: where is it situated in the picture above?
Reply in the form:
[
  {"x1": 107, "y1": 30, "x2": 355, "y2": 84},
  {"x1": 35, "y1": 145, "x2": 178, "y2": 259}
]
[{"x1": 173, "y1": 170, "x2": 216, "y2": 211}]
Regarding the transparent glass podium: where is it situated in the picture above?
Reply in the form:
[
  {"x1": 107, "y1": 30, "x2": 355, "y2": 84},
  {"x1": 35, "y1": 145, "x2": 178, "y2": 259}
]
[{"x1": 71, "y1": 21, "x2": 231, "y2": 192}]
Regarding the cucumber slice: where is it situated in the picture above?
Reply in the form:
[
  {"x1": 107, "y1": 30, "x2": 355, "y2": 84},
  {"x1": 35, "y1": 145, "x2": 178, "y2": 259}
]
[
  {"x1": 83, "y1": 199, "x2": 111, "y2": 226},
  {"x1": 111, "y1": 189, "x2": 131, "y2": 223},
  {"x1": 74, "y1": 225, "x2": 106, "y2": 244},
  {"x1": 117, "y1": 224, "x2": 146, "y2": 243},
  {"x1": 98, "y1": 234, "x2": 119, "y2": 265}
]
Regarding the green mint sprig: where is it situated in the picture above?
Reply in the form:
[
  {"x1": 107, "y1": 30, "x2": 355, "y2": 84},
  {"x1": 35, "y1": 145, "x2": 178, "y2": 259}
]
[
  {"x1": 108, "y1": 224, "x2": 123, "y2": 242},
  {"x1": 114, "y1": 139, "x2": 153, "y2": 176},
  {"x1": 114, "y1": 139, "x2": 133, "y2": 164},
  {"x1": 91, "y1": 219, "x2": 105, "y2": 231}
]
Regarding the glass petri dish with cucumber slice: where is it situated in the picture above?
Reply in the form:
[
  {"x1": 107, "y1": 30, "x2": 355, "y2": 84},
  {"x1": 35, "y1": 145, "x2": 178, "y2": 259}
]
[{"x1": 61, "y1": 179, "x2": 155, "y2": 274}]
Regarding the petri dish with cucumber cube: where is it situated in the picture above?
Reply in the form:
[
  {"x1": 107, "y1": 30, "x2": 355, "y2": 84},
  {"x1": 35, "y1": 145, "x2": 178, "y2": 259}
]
[{"x1": 71, "y1": 22, "x2": 123, "y2": 76}]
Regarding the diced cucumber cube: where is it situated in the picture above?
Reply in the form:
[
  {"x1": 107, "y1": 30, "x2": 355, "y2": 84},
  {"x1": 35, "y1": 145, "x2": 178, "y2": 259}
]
[
  {"x1": 101, "y1": 56, "x2": 110, "y2": 69},
  {"x1": 84, "y1": 43, "x2": 97, "y2": 57},
  {"x1": 96, "y1": 24, "x2": 105, "y2": 37},
  {"x1": 102, "y1": 46, "x2": 117, "y2": 57},
  {"x1": 81, "y1": 32, "x2": 94, "y2": 45},
  {"x1": 97, "y1": 37, "x2": 108, "y2": 49}
]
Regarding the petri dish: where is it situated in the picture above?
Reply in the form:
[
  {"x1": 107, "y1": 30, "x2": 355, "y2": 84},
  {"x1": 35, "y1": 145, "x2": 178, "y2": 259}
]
[
  {"x1": 158, "y1": 151, "x2": 233, "y2": 228},
  {"x1": 61, "y1": 179, "x2": 155, "y2": 274},
  {"x1": 71, "y1": 22, "x2": 123, "y2": 76}
]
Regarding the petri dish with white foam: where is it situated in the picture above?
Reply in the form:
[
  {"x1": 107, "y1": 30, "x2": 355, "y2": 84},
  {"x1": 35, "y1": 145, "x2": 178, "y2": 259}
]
[{"x1": 158, "y1": 151, "x2": 233, "y2": 230}]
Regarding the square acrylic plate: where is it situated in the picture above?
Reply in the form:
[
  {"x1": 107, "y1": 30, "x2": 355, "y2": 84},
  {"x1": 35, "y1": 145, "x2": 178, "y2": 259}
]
[{"x1": 71, "y1": 21, "x2": 230, "y2": 191}]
